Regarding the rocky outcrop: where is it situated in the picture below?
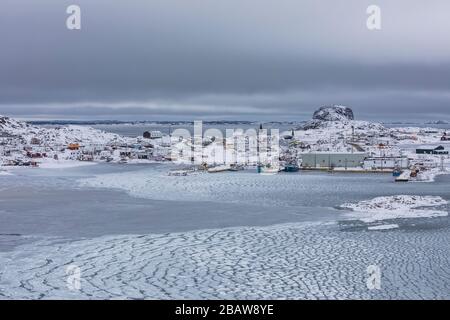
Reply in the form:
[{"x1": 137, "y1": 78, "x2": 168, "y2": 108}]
[
  {"x1": 1, "y1": 115, "x2": 129, "y2": 146},
  {"x1": 312, "y1": 105, "x2": 354, "y2": 122},
  {"x1": 299, "y1": 105, "x2": 355, "y2": 130},
  {"x1": 297, "y1": 105, "x2": 386, "y2": 133},
  {"x1": 0, "y1": 115, "x2": 29, "y2": 132}
]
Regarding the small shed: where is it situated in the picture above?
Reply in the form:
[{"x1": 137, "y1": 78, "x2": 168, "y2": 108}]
[
  {"x1": 150, "y1": 131, "x2": 163, "y2": 139},
  {"x1": 441, "y1": 133, "x2": 450, "y2": 141},
  {"x1": 416, "y1": 145, "x2": 448, "y2": 155}
]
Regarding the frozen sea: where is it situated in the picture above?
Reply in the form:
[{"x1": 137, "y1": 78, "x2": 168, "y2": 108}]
[{"x1": 0, "y1": 163, "x2": 449, "y2": 299}]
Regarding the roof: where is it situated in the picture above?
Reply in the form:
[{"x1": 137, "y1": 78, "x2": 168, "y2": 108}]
[
  {"x1": 302, "y1": 152, "x2": 367, "y2": 155},
  {"x1": 365, "y1": 156, "x2": 408, "y2": 160},
  {"x1": 417, "y1": 145, "x2": 445, "y2": 150}
]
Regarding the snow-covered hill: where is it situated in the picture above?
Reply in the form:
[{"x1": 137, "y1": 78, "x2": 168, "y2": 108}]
[
  {"x1": 313, "y1": 105, "x2": 354, "y2": 122},
  {"x1": 0, "y1": 115, "x2": 29, "y2": 133},
  {"x1": 0, "y1": 115, "x2": 131, "y2": 146},
  {"x1": 299, "y1": 105, "x2": 386, "y2": 132}
]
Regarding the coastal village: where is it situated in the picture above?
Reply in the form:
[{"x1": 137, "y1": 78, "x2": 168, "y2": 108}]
[{"x1": 1, "y1": 106, "x2": 449, "y2": 182}]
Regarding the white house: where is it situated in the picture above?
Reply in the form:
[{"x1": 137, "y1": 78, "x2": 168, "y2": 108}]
[{"x1": 150, "y1": 131, "x2": 163, "y2": 139}]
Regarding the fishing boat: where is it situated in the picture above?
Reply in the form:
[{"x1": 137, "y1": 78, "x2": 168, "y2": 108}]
[
  {"x1": 283, "y1": 164, "x2": 299, "y2": 172},
  {"x1": 229, "y1": 164, "x2": 245, "y2": 171},
  {"x1": 258, "y1": 164, "x2": 280, "y2": 174},
  {"x1": 392, "y1": 166, "x2": 402, "y2": 177}
]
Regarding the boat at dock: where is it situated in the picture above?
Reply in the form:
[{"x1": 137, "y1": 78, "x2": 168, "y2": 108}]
[
  {"x1": 229, "y1": 164, "x2": 245, "y2": 171},
  {"x1": 392, "y1": 166, "x2": 402, "y2": 177},
  {"x1": 283, "y1": 164, "x2": 300, "y2": 172},
  {"x1": 258, "y1": 165, "x2": 280, "y2": 174}
]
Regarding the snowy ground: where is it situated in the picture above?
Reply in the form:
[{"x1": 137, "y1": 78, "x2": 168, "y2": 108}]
[{"x1": 415, "y1": 167, "x2": 450, "y2": 183}]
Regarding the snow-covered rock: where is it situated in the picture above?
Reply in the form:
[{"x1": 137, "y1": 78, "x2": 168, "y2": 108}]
[
  {"x1": 299, "y1": 105, "x2": 383, "y2": 131},
  {"x1": 0, "y1": 115, "x2": 29, "y2": 133},
  {"x1": 292, "y1": 105, "x2": 391, "y2": 153},
  {"x1": 313, "y1": 105, "x2": 354, "y2": 122},
  {"x1": 341, "y1": 195, "x2": 448, "y2": 222},
  {"x1": 1, "y1": 115, "x2": 130, "y2": 146}
]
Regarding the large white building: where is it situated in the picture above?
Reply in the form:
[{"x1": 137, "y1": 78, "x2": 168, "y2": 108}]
[
  {"x1": 363, "y1": 156, "x2": 410, "y2": 170},
  {"x1": 300, "y1": 152, "x2": 367, "y2": 169}
]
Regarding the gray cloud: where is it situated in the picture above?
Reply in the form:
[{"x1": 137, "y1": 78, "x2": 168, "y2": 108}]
[{"x1": 1, "y1": 0, "x2": 450, "y2": 120}]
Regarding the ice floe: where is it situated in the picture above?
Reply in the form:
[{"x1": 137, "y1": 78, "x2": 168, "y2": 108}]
[
  {"x1": 341, "y1": 195, "x2": 448, "y2": 223},
  {"x1": 367, "y1": 224, "x2": 399, "y2": 231}
]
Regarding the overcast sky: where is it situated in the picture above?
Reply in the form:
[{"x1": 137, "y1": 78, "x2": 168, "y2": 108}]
[{"x1": 1, "y1": 0, "x2": 450, "y2": 121}]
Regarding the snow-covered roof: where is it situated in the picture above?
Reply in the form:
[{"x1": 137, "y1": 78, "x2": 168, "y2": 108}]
[
  {"x1": 417, "y1": 145, "x2": 444, "y2": 150},
  {"x1": 302, "y1": 151, "x2": 367, "y2": 155}
]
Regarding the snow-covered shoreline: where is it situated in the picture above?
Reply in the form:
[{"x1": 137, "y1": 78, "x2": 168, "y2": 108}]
[
  {"x1": 2, "y1": 106, "x2": 450, "y2": 178},
  {"x1": 341, "y1": 195, "x2": 448, "y2": 223},
  {"x1": 1, "y1": 115, "x2": 171, "y2": 167},
  {"x1": 414, "y1": 168, "x2": 450, "y2": 183},
  {"x1": 37, "y1": 159, "x2": 98, "y2": 169}
]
